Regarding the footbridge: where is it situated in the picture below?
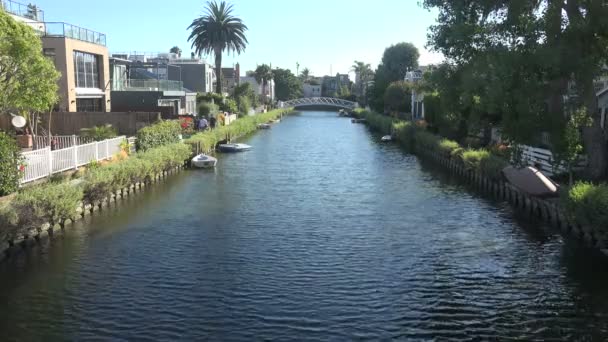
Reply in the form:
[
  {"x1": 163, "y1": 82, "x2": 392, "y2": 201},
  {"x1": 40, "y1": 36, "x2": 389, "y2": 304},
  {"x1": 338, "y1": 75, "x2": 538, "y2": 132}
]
[{"x1": 280, "y1": 97, "x2": 358, "y2": 110}]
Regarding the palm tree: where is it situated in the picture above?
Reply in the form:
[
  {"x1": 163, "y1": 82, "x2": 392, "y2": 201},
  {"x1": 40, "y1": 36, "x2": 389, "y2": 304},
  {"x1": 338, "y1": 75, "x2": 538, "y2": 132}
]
[
  {"x1": 188, "y1": 1, "x2": 248, "y2": 94},
  {"x1": 300, "y1": 67, "x2": 311, "y2": 81},
  {"x1": 351, "y1": 61, "x2": 373, "y2": 104},
  {"x1": 254, "y1": 64, "x2": 273, "y2": 102}
]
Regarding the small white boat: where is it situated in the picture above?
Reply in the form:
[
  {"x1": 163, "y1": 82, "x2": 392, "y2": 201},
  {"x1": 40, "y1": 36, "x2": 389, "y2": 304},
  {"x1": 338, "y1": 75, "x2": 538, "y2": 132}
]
[
  {"x1": 191, "y1": 154, "x2": 217, "y2": 168},
  {"x1": 351, "y1": 118, "x2": 366, "y2": 123},
  {"x1": 381, "y1": 135, "x2": 393, "y2": 142},
  {"x1": 218, "y1": 143, "x2": 252, "y2": 153},
  {"x1": 269, "y1": 119, "x2": 280, "y2": 123},
  {"x1": 257, "y1": 123, "x2": 271, "y2": 129}
]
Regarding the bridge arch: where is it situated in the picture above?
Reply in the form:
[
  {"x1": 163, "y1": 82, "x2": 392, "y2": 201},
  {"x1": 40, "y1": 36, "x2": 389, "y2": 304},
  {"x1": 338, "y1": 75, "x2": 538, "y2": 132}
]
[{"x1": 279, "y1": 97, "x2": 358, "y2": 110}]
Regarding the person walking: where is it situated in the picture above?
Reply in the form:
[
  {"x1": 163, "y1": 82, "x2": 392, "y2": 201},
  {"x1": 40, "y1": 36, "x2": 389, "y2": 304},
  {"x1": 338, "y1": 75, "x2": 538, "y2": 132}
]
[{"x1": 198, "y1": 116, "x2": 209, "y2": 131}]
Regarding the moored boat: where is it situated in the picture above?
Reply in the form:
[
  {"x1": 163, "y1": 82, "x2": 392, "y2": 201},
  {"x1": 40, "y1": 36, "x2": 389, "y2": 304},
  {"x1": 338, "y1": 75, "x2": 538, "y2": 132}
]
[
  {"x1": 258, "y1": 123, "x2": 271, "y2": 129},
  {"x1": 191, "y1": 154, "x2": 217, "y2": 168},
  {"x1": 218, "y1": 143, "x2": 252, "y2": 153},
  {"x1": 381, "y1": 135, "x2": 393, "y2": 142},
  {"x1": 351, "y1": 118, "x2": 366, "y2": 123},
  {"x1": 502, "y1": 166, "x2": 559, "y2": 197}
]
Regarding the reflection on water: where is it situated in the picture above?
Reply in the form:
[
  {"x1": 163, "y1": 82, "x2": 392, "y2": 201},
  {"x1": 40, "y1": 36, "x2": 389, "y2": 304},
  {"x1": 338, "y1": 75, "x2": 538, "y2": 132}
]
[{"x1": 1, "y1": 111, "x2": 608, "y2": 341}]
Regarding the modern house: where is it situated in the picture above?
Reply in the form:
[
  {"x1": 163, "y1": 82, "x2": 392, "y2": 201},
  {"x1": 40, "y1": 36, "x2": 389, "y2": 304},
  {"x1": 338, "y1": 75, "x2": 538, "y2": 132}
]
[
  {"x1": 4, "y1": 0, "x2": 111, "y2": 112},
  {"x1": 109, "y1": 57, "x2": 195, "y2": 116}
]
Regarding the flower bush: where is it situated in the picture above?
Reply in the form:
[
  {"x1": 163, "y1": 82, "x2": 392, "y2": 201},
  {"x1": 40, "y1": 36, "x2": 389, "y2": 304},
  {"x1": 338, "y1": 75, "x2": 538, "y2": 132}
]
[{"x1": 564, "y1": 182, "x2": 608, "y2": 232}]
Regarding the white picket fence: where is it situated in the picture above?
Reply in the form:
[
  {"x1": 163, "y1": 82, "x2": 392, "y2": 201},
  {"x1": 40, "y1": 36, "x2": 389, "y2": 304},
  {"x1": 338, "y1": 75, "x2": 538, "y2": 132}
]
[
  {"x1": 33, "y1": 135, "x2": 95, "y2": 150},
  {"x1": 21, "y1": 136, "x2": 126, "y2": 184}
]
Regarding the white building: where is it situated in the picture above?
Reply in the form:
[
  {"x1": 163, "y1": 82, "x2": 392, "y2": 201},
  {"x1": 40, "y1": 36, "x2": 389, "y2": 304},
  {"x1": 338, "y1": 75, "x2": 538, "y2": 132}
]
[
  {"x1": 303, "y1": 83, "x2": 321, "y2": 98},
  {"x1": 240, "y1": 76, "x2": 275, "y2": 103}
]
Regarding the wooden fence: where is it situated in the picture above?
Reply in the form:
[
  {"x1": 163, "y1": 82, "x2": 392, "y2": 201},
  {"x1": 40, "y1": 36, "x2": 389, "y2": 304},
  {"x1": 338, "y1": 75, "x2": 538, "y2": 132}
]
[{"x1": 21, "y1": 136, "x2": 125, "y2": 184}]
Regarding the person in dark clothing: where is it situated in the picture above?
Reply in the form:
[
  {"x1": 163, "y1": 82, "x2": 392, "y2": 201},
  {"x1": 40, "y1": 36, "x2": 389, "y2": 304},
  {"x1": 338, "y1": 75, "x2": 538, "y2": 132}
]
[{"x1": 209, "y1": 116, "x2": 217, "y2": 129}]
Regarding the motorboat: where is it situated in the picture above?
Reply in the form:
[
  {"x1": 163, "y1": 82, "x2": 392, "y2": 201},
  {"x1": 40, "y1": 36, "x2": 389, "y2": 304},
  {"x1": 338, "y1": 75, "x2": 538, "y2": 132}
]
[
  {"x1": 258, "y1": 123, "x2": 271, "y2": 129},
  {"x1": 191, "y1": 154, "x2": 217, "y2": 168},
  {"x1": 269, "y1": 119, "x2": 280, "y2": 123},
  {"x1": 351, "y1": 118, "x2": 366, "y2": 123},
  {"x1": 381, "y1": 135, "x2": 393, "y2": 142},
  {"x1": 218, "y1": 143, "x2": 252, "y2": 153},
  {"x1": 502, "y1": 166, "x2": 559, "y2": 197}
]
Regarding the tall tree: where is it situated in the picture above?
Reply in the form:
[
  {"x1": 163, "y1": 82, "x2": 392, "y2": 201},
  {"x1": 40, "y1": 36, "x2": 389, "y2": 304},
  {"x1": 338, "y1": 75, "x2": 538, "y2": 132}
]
[
  {"x1": 254, "y1": 64, "x2": 273, "y2": 101},
  {"x1": 272, "y1": 68, "x2": 302, "y2": 101},
  {"x1": 0, "y1": 9, "x2": 59, "y2": 132},
  {"x1": 351, "y1": 61, "x2": 373, "y2": 104},
  {"x1": 368, "y1": 43, "x2": 419, "y2": 112},
  {"x1": 300, "y1": 67, "x2": 311, "y2": 81},
  {"x1": 188, "y1": 1, "x2": 248, "y2": 94}
]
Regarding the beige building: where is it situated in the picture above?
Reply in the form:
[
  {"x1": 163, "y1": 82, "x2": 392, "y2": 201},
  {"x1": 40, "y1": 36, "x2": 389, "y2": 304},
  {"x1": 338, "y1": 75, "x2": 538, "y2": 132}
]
[
  {"x1": 3, "y1": 0, "x2": 111, "y2": 112},
  {"x1": 41, "y1": 24, "x2": 111, "y2": 112}
]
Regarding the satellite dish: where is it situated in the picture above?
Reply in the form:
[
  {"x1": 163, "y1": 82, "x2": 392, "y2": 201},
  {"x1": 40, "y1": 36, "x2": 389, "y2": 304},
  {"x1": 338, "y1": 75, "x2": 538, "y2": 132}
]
[{"x1": 11, "y1": 116, "x2": 26, "y2": 128}]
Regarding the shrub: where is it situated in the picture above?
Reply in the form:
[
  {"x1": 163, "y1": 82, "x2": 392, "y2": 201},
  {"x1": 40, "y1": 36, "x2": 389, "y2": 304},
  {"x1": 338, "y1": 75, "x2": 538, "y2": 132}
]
[
  {"x1": 0, "y1": 132, "x2": 23, "y2": 196},
  {"x1": 438, "y1": 139, "x2": 460, "y2": 155},
  {"x1": 12, "y1": 182, "x2": 83, "y2": 229},
  {"x1": 479, "y1": 154, "x2": 508, "y2": 180},
  {"x1": 136, "y1": 120, "x2": 181, "y2": 151},
  {"x1": 462, "y1": 149, "x2": 490, "y2": 170},
  {"x1": 198, "y1": 102, "x2": 219, "y2": 117},
  {"x1": 197, "y1": 92, "x2": 224, "y2": 105},
  {"x1": 238, "y1": 96, "x2": 251, "y2": 115},
  {"x1": 83, "y1": 167, "x2": 116, "y2": 204},
  {"x1": 564, "y1": 182, "x2": 608, "y2": 231},
  {"x1": 80, "y1": 124, "x2": 118, "y2": 141},
  {"x1": 414, "y1": 130, "x2": 440, "y2": 151},
  {"x1": 220, "y1": 98, "x2": 238, "y2": 113}
]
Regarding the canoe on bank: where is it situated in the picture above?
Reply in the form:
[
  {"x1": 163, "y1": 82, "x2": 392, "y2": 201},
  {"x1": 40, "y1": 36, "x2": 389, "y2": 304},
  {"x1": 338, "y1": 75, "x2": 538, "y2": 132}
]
[
  {"x1": 502, "y1": 166, "x2": 559, "y2": 197},
  {"x1": 218, "y1": 143, "x2": 252, "y2": 153}
]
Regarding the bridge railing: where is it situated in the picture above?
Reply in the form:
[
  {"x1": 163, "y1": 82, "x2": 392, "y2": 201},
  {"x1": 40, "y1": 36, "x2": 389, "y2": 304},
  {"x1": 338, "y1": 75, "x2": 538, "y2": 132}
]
[{"x1": 281, "y1": 97, "x2": 357, "y2": 109}]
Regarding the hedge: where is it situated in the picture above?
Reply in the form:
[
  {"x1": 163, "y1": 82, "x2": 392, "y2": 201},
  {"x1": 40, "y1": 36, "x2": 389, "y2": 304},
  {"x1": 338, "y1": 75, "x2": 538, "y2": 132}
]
[
  {"x1": 564, "y1": 182, "x2": 608, "y2": 232},
  {"x1": 0, "y1": 132, "x2": 22, "y2": 196},
  {"x1": 0, "y1": 142, "x2": 193, "y2": 242},
  {"x1": 355, "y1": 109, "x2": 509, "y2": 180},
  {"x1": 136, "y1": 120, "x2": 181, "y2": 151}
]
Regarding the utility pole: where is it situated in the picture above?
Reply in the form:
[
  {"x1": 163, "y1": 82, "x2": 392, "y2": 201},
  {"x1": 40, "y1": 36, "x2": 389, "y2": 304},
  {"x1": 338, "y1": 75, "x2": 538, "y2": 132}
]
[{"x1": 296, "y1": 62, "x2": 300, "y2": 76}]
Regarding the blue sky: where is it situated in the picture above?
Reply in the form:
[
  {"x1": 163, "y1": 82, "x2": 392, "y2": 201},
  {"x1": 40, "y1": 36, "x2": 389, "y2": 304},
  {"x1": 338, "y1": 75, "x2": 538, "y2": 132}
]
[{"x1": 33, "y1": 0, "x2": 442, "y2": 77}]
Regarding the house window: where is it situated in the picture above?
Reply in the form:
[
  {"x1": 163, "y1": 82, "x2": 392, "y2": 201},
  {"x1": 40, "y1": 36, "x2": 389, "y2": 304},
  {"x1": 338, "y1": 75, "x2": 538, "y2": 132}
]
[
  {"x1": 73, "y1": 51, "x2": 100, "y2": 88},
  {"x1": 76, "y1": 98, "x2": 103, "y2": 112}
]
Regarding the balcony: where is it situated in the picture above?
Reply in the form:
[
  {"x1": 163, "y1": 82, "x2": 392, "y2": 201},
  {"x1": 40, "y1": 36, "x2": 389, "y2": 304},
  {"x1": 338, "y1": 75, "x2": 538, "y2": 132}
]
[
  {"x1": 1, "y1": 0, "x2": 44, "y2": 21},
  {"x1": 114, "y1": 79, "x2": 184, "y2": 92},
  {"x1": 42, "y1": 22, "x2": 106, "y2": 46}
]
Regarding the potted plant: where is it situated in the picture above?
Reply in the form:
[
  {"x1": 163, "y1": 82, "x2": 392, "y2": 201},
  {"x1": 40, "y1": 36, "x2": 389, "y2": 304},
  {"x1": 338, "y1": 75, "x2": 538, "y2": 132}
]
[{"x1": 16, "y1": 127, "x2": 33, "y2": 149}]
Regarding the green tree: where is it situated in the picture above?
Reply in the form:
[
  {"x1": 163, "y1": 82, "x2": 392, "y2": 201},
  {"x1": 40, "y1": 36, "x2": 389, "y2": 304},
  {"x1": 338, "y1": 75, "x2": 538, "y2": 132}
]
[
  {"x1": 553, "y1": 108, "x2": 593, "y2": 186},
  {"x1": 368, "y1": 43, "x2": 419, "y2": 112},
  {"x1": 384, "y1": 81, "x2": 411, "y2": 114},
  {"x1": 423, "y1": 0, "x2": 608, "y2": 179},
  {"x1": 272, "y1": 68, "x2": 302, "y2": 101},
  {"x1": 169, "y1": 46, "x2": 182, "y2": 57},
  {"x1": 233, "y1": 82, "x2": 258, "y2": 109},
  {"x1": 254, "y1": 64, "x2": 273, "y2": 99},
  {"x1": 0, "y1": 10, "x2": 59, "y2": 131},
  {"x1": 351, "y1": 61, "x2": 373, "y2": 105},
  {"x1": 188, "y1": 1, "x2": 248, "y2": 94},
  {"x1": 300, "y1": 67, "x2": 311, "y2": 80}
]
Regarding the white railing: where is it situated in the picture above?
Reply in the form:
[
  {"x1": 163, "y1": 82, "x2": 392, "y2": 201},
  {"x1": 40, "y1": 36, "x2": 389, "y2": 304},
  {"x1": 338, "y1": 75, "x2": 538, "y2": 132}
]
[
  {"x1": 519, "y1": 145, "x2": 587, "y2": 177},
  {"x1": 33, "y1": 135, "x2": 95, "y2": 150},
  {"x1": 21, "y1": 136, "x2": 125, "y2": 184}
]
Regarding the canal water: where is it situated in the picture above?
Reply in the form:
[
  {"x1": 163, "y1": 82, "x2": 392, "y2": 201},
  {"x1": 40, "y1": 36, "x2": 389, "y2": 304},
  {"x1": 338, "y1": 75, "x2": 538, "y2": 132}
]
[{"x1": 2, "y1": 110, "x2": 608, "y2": 340}]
